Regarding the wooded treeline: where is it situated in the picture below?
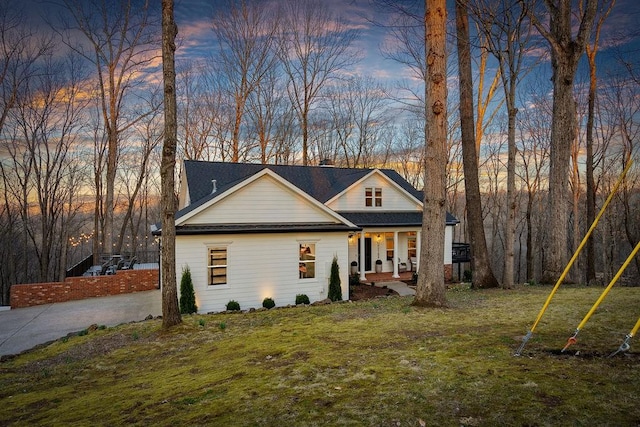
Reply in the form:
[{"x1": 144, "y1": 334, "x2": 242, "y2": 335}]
[{"x1": 0, "y1": 0, "x2": 638, "y2": 305}]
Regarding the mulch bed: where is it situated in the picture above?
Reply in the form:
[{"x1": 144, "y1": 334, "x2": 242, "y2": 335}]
[{"x1": 349, "y1": 283, "x2": 399, "y2": 301}]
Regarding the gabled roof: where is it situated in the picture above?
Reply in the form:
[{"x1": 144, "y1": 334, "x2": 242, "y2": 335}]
[
  {"x1": 170, "y1": 160, "x2": 458, "y2": 231},
  {"x1": 180, "y1": 160, "x2": 424, "y2": 216},
  {"x1": 176, "y1": 167, "x2": 357, "y2": 228}
]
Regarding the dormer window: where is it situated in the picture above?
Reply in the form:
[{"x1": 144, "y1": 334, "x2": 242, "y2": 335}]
[{"x1": 365, "y1": 187, "x2": 382, "y2": 207}]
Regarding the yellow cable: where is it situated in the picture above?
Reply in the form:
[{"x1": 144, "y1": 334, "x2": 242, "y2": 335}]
[
  {"x1": 629, "y1": 316, "x2": 640, "y2": 339},
  {"x1": 575, "y1": 240, "x2": 640, "y2": 332},
  {"x1": 529, "y1": 160, "x2": 633, "y2": 333}
]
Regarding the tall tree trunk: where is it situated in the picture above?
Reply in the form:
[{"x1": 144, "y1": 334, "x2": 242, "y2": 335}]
[
  {"x1": 584, "y1": 0, "x2": 615, "y2": 285},
  {"x1": 531, "y1": 0, "x2": 598, "y2": 284},
  {"x1": 544, "y1": 57, "x2": 576, "y2": 283},
  {"x1": 585, "y1": 65, "x2": 596, "y2": 284},
  {"x1": 455, "y1": 0, "x2": 498, "y2": 289},
  {"x1": 413, "y1": 0, "x2": 447, "y2": 308},
  {"x1": 504, "y1": 103, "x2": 517, "y2": 289},
  {"x1": 161, "y1": 0, "x2": 181, "y2": 328}
]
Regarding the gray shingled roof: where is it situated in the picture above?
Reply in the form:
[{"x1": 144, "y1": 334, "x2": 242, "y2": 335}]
[
  {"x1": 339, "y1": 211, "x2": 459, "y2": 227},
  {"x1": 174, "y1": 160, "x2": 458, "y2": 228},
  {"x1": 182, "y1": 160, "x2": 422, "y2": 203},
  {"x1": 174, "y1": 223, "x2": 359, "y2": 236}
]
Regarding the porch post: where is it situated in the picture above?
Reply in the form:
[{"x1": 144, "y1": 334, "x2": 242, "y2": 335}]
[
  {"x1": 416, "y1": 230, "x2": 421, "y2": 273},
  {"x1": 359, "y1": 230, "x2": 366, "y2": 281},
  {"x1": 392, "y1": 231, "x2": 400, "y2": 278}
]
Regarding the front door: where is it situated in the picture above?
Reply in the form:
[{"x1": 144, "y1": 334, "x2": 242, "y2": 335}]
[{"x1": 358, "y1": 237, "x2": 372, "y2": 271}]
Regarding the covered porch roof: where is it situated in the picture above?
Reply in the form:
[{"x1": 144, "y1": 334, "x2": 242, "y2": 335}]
[{"x1": 339, "y1": 211, "x2": 459, "y2": 227}]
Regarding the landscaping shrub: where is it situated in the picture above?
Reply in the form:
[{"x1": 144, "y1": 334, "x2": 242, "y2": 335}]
[
  {"x1": 226, "y1": 300, "x2": 240, "y2": 311},
  {"x1": 262, "y1": 297, "x2": 275, "y2": 309},
  {"x1": 328, "y1": 255, "x2": 342, "y2": 301},
  {"x1": 295, "y1": 294, "x2": 310, "y2": 305},
  {"x1": 463, "y1": 269, "x2": 472, "y2": 283},
  {"x1": 349, "y1": 273, "x2": 360, "y2": 286},
  {"x1": 179, "y1": 266, "x2": 198, "y2": 314}
]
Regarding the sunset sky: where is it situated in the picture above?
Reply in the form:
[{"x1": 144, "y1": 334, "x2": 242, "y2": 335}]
[{"x1": 17, "y1": 0, "x2": 640, "y2": 109}]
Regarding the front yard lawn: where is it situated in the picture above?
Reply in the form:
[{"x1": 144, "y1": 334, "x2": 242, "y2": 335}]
[{"x1": 1, "y1": 284, "x2": 639, "y2": 426}]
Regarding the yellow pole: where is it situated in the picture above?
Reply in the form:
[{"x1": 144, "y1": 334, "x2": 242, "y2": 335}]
[
  {"x1": 628, "y1": 317, "x2": 640, "y2": 339},
  {"x1": 563, "y1": 239, "x2": 640, "y2": 352},
  {"x1": 515, "y1": 160, "x2": 633, "y2": 356},
  {"x1": 578, "y1": 240, "x2": 640, "y2": 331}
]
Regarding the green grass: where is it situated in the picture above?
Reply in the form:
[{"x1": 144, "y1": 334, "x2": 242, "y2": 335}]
[{"x1": 1, "y1": 285, "x2": 639, "y2": 426}]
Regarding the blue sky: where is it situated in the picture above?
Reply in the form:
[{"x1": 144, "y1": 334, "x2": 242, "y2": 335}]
[
  {"x1": 17, "y1": 0, "x2": 640, "y2": 109},
  {"x1": 168, "y1": 0, "x2": 640, "y2": 80}
]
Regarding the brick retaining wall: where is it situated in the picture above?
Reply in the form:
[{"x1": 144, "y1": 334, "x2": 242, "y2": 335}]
[
  {"x1": 10, "y1": 269, "x2": 159, "y2": 308},
  {"x1": 445, "y1": 264, "x2": 453, "y2": 282}
]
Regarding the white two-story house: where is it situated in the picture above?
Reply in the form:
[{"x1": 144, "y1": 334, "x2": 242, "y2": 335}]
[{"x1": 155, "y1": 160, "x2": 458, "y2": 313}]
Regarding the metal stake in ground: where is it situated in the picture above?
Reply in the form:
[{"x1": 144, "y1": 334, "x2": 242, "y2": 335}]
[
  {"x1": 562, "y1": 239, "x2": 640, "y2": 353},
  {"x1": 514, "y1": 160, "x2": 633, "y2": 357},
  {"x1": 610, "y1": 316, "x2": 640, "y2": 357}
]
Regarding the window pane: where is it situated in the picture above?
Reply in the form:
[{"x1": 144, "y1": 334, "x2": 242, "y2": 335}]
[
  {"x1": 208, "y1": 247, "x2": 227, "y2": 285},
  {"x1": 299, "y1": 243, "x2": 316, "y2": 279}
]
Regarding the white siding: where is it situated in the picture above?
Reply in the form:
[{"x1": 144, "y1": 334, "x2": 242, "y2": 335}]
[
  {"x1": 185, "y1": 174, "x2": 338, "y2": 225},
  {"x1": 175, "y1": 232, "x2": 350, "y2": 313},
  {"x1": 177, "y1": 166, "x2": 190, "y2": 210},
  {"x1": 327, "y1": 174, "x2": 421, "y2": 211},
  {"x1": 444, "y1": 225, "x2": 453, "y2": 264}
]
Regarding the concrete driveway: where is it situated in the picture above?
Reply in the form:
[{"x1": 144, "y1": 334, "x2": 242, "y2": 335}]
[{"x1": 0, "y1": 290, "x2": 161, "y2": 357}]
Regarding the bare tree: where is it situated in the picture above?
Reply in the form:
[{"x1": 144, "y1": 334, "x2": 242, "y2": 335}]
[
  {"x1": 584, "y1": 0, "x2": 616, "y2": 284},
  {"x1": 455, "y1": 0, "x2": 499, "y2": 288},
  {"x1": 516, "y1": 82, "x2": 551, "y2": 282},
  {"x1": 0, "y1": 1, "x2": 53, "y2": 135},
  {"x1": 1, "y1": 54, "x2": 89, "y2": 283},
  {"x1": 278, "y1": 0, "x2": 360, "y2": 165},
  {"x1": 472, "y1": 0, "x2": 533, "y2": 288},
  {"x1": 324, "y1": 76, "x2": 391, "y2": 168},
  {"x1": 115, "y1": 91, "x2": 163, "y2": 254},
  {"x1": 245, "y1": 64, "x2": 298, "y2": 164},
  {"x1": 59, "y1": 0, "x2": 160, "y2": 257},
  {"x1": 414, "y1": 0, "x2": 448, "y2": 307},
  {"x1": 212, "y1": 0, "x2": 279, "y2": 162},
  {"x1": 160, "y1": 0, "x2": 181, "y2": 328},
  {"x1": 528, "y1": 0, "x2": 598, "y2": 283},
  {"x1": 0, "y1": 1, "x2": 54, "y2": 302},
  {"x1": 392, "y1": 116, "x2": 425, "y2": 189}
]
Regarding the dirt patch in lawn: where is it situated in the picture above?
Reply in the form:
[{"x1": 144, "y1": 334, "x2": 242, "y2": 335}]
[{"x1": 350, "y1": 283, "x2": 399, "y2": 301}]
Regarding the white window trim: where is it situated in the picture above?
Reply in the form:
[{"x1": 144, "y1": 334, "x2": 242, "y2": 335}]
[
  {"x1": 298, "y1": 240, "x2": 319, "y2": 281},
  {"x1": 205, "y1": 242, "x2": 232, "y2": 287},
  {"x1": 365, "y1": 187, "x2": 382, "y2": 207}
]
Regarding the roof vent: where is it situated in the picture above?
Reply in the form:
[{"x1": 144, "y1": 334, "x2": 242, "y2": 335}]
[
  {"x1": 211, "y1": 179, "x2": 217, "y2": 194},
  {"x1": 319, "y1": 159, "x2": 334, "y2": 167}
]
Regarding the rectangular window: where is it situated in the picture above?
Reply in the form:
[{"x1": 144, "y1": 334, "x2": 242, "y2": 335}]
[
  {"x1": 385, "y1": 232, "x2": 394, "y2": 260},
  {"x1": 408, "y1": 232, "x2": 417, "y2": 258},
  {"x1": 299, "y1": 243, "x2": 316, "y2": 279},
  {"x1": 375, "y1": 188, "x2": 382, "y2": 206},
  {"x1": 365, "y1": 187, "x2": 382, "y2": 207},
  {"x1": 208, "y1": 247, "x2": 227, "y2": 285}
]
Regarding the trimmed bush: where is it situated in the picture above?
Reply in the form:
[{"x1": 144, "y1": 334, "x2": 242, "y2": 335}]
[
  {"x1": 349, "y1": 273, "x2": 360, "y2": 286},
  {"x1": 226, "y1": 300, "x2": 240, "y2": 311},
  {"x1": 328, "y1": 255, "x2": 342, "y2": 301},
  {"x1": 295, "y1": 294, "x2": 310, "y2": 305},
  {"x1": 179, "y1": 266, "x2": 197, "y2": 314},
  {"x1": 262, "y1": 297, "x2": 275, "y2": 309}
]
